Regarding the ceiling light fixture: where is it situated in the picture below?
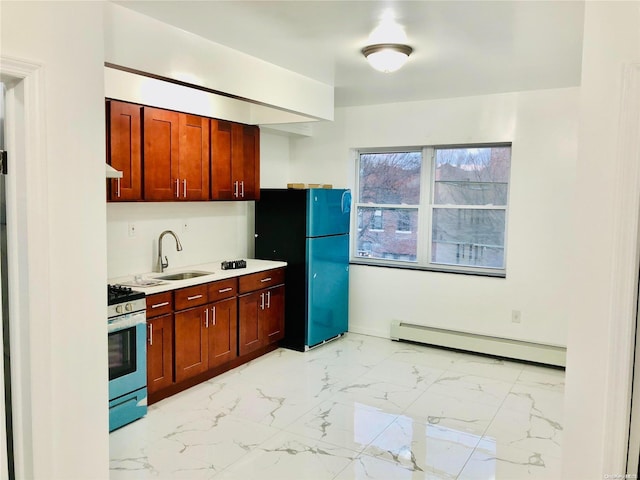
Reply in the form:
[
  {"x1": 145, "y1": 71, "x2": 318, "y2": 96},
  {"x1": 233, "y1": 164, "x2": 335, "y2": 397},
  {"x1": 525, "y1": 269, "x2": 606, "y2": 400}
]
[{"x1": 362, "y1": 10, "x2": 413, "y2": 73}]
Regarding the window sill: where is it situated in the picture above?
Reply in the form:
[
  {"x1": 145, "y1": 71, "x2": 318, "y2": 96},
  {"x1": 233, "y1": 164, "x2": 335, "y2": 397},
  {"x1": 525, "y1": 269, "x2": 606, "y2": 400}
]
[{"x1": 349, "y1": 259, "x2": 506, "y2": 278}]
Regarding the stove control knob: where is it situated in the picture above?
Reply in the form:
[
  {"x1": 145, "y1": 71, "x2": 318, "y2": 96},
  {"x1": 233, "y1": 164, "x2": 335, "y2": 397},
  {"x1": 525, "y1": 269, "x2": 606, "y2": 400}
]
[
  {"x1": 116, "y1": 305, "x2": 123, "y2": 314},
  {"x1": 125, "y1": 303, "x2": 132, "y2": 312}
]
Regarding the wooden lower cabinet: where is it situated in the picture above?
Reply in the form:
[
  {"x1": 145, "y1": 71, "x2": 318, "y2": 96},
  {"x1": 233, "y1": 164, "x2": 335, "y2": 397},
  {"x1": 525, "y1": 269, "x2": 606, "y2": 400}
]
[
  {"x1": 174, "y1": 306, "x2": 209, "y2": 382},
  {"x1": 146, "y1": 313, "x2": 174, "y2": 395},
  {"x1": 238, "y1": 291, "x2": 262, "y2": 356},
  {"x1": 264, "y1": 285, "x2": 285, "y2": 344},
  {"x1": 208, "y1": 297, "x2": 238, "y2": 369},
  {"x1": 147, "y1": 268, "x2": 284, "y2": 404},
  {"x1": 238, "y1": 284, "x2": 285, "y2": 356},
  {"x1": 175, "y1": 298, "x2": 239, "y2": 382}
]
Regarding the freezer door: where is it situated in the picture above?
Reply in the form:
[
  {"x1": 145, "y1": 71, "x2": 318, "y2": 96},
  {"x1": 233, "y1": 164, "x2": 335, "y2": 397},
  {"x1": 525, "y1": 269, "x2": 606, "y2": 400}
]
[
  {"x1": 306, "y1": 189, "x2": 351, "y2": 237},
  {"x1": 306, "y1": 234, "x2": 349, "y2": 347}
]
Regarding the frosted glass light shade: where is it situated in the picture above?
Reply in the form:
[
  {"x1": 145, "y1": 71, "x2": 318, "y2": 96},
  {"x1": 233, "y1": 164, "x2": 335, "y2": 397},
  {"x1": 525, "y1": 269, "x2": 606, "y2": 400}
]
[{"x1": 362, "y1": 44, "x2": 413, "y2": 73}]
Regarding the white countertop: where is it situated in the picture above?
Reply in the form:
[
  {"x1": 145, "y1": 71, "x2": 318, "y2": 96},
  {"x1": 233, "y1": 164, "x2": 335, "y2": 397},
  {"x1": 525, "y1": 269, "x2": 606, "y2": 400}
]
[{"x1": 108, "y1": 259, "x2": 287, "y2": 296}]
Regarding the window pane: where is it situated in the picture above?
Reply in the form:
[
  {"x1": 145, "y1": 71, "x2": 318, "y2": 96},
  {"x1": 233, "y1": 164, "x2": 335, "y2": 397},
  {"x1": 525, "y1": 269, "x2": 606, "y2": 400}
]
[
  {"x1": 356, "y1": 207, "x2": 418, "y2": 262},
  {"x1": 431, "y1": 208, "x2": 506, "y2": 268},
  {"x1": 359, "y1": 152, "x2": 421, "y2": 204},
  {"x1": 435, "y1": 146, "x2": 510, "y2": 206},
  {"x1": 434, "y1": 182, "x2": 508, "y2": 206}
]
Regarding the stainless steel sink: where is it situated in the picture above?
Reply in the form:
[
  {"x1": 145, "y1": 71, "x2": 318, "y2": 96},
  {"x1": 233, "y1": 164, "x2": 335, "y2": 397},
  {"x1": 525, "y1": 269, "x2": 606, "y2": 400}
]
[{"x1": 154, "y1": 271, "x2": 213, "y2": 281}]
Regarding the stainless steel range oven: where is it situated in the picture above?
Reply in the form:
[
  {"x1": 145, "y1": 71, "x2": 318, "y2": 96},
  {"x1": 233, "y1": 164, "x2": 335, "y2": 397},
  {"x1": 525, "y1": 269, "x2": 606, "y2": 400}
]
[{"x1": 108, "y1": 285, "x2": 147, "y2": 431}]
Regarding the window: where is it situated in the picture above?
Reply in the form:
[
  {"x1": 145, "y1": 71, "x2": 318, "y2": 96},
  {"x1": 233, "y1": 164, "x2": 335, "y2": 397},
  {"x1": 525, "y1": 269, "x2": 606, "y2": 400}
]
[{"x1": 353, "y1": 145, "x2": 511, "y2": 275}]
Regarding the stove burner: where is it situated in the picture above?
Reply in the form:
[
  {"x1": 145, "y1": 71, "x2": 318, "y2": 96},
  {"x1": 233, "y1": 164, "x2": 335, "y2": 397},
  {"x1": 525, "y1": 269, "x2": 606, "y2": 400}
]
[{"x1": 108, "y1": 284, "x2": 145, "y2": 306}]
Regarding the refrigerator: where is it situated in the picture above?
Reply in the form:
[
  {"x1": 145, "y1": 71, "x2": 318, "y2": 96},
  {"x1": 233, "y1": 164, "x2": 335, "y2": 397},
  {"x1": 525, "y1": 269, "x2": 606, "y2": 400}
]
[{"x1": 255, "y1": 188, "x2": 351, "y2": 351}]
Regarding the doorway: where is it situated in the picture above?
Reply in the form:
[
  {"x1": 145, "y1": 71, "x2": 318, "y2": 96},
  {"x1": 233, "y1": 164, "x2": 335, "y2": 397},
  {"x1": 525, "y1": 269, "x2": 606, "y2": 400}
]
[
  {"x1": 630, "y1": 285, "x2": 640, "y2": 475},
  {"x1": 0, "y1": 79, "x2": 11, "y2": 480},
  {"x1": 0, "y1": 56, "x2": 50, "y2": 480}
]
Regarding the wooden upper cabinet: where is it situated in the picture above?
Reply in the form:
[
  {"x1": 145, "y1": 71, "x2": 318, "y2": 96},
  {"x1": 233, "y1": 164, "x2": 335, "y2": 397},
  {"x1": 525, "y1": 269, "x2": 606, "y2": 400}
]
[
  {"x1": 107, "y1": 100, "x2": 142, "y2": 201},
  {"x1": 143, "y1": 107, "x2": 180, "y2": 201},
  {"x1": 106, "y1": 100, "x2": 256, "y2": 203},
  {"x1": 210, "y1": 120, "x2": 234, "y2": 200},
  {"x1": 236, "y1": 124, "x2": 260, "y2": 201},
  {"x1": 179, "y1": 113, "x2": 210, "y2": 200},
  {"x1": 143, "y1": 108, "x2": 209, "y2": 201},
  {"x1": 211, "y1": 120, "x2": 260, "y2": 201}
]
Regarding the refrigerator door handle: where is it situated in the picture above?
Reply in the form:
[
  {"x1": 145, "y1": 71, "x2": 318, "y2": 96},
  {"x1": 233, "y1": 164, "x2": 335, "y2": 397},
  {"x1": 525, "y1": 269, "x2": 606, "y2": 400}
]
[{"x1": 341, "y1": 190, "x2": 351, "y2": 214}]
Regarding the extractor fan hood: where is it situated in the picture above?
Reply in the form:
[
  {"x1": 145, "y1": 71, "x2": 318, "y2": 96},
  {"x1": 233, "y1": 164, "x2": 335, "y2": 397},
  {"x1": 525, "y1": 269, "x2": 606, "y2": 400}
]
[{"x1": 106, "y1": 164, "x2": 123, "y2": 179}]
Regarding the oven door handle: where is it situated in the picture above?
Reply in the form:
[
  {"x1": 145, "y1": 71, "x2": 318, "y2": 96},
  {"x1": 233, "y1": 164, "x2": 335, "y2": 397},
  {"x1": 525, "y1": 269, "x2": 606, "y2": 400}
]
[{"x1": 108, "y1": 310, "x2": 147, "y2": 333}]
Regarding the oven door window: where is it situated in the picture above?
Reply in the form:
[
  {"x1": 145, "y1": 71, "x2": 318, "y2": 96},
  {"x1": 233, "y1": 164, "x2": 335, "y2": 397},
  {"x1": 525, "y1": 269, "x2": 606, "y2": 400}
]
[{"x1": 108, "y1": 326, "x2": 136, "y2": 381}]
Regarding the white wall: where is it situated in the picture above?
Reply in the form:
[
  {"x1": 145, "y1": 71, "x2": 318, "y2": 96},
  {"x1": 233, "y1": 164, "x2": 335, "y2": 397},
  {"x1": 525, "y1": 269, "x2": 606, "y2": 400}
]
[
  {"x1": 290, "y1": 88, "x2": 578, "y2": 347},
  {"x1": 103, "y1": 2, "x2": 334, "y2": 122},
  {"x1": 0, "y1": 1, "x2": 108, "y2": 478},
  {"x1": 563, "y1": 2, "x2": 640, "y2": 478},
  {"x1": 107, "y1": 131, "x2": 289, "y2": 279},
  {"x1": 107, "y1": 202, "x2": 252, "y2": 278},
  {"x1": 260, "y1": 131, "x2": 291, "y2": 188}
]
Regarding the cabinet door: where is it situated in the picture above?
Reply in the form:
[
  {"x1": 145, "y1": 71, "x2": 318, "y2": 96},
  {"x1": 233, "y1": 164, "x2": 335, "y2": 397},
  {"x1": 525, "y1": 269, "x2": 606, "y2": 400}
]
[
  {"x1": 208, "y1": 297, "x2": 238, "y2": 369},
  {"x1": 210, "y1": 119, "x2": 234, "y2": 200},
  {"x1": 235, "y1": 124, "x2": 260, "y2": 200},
  {"x1": 238, "y1": 291, "x2": 263, "y2": 356},
  {"x1": 107, "y1": 100, "x2": 142, "y2": 201},
  {"x1": 174, "y1": 307, "x2": 208, "y2": 382},
  {"x1": 147, "y1": 314, "x2": 174, "y2": 395},
  {"x1": 263, "y1": 285, "x2": 285, "y2": 345},
  {"x1": 144, "y1": 107, "x2": 180, "y2": 201},
  {"x1": 179, "y1": 113, "x2": 210, "y2": 200}
]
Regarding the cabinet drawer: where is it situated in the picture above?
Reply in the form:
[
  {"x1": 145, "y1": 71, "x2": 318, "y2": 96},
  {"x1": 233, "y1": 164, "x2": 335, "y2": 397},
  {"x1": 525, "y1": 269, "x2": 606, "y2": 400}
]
[
  {"x1": 208, "y1": 278, "x2": 238, "y2": 303},
  {"x1": 146, "y1": 292, "x2": 173, "y2": 318},
  {"x1": 239, "y1": 268, "x2": 285, "y2": 294},
  {"x1": 174, "y1": 284, "x2": 208, "y2": 310}
]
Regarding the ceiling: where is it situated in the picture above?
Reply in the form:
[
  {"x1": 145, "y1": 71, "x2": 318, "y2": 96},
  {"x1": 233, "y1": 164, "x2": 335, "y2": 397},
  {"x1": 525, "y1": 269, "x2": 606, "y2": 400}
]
[{"x1": 114, "y1": 1, "x2": 585, "y2": 108}]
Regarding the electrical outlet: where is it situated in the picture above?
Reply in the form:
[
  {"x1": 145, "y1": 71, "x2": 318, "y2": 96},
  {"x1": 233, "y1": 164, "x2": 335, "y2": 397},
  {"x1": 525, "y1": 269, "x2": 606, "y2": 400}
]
[
  {"x1": 128, "y1": 223, "x2": 136, "y2": 238},
  {"x1": 182, "y1": 220, "x2": 189, "y2": 232},
  {"x1": 512, "y1": 310, "x2": 522, "y2": 324}
]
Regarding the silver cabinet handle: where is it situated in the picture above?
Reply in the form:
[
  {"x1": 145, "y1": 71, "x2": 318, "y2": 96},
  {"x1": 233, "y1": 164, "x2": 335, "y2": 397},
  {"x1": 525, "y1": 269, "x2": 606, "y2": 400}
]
[
  {"x1": 260, "y1": 277, "x2": 272, "y2": 283},
  {"x1": 175, "y1": 178, "x2": 179, "y2": 198},
  {"x1": 148, "y1": 323, "x2": 153, "y2": 346},
  {"x1": 234, "y1": 180, "x2": 239, "y2": 198},
  {"x1": 218, "y1": 287, "x2": 233, "y2": 293},
  {"x1": 266, "y1": 291, "x2": 271, "y2": 309},
  {"x1": 205, "y1": 308, "x2": 209, "y2": 328},
  {"x1": 183, "y1": 179, "x2": 187, "y2": 198},
  {"x1": 212, "y1": 306, "x2": 216, "y2": 326},
  {"x1": 151, "y1": 301, "x2": 169, "y2": 309},
  {"x1": 260, "y1": 292, "x2": 265, "y2": 310},
  {"x1": 240, "y1": 180, "x2": 245, "y2": 198},
  {"x1": 187, "y1": 294, "x2": 203, "y2": 301},
  {"x1": 116, "y1": 177, "x2": 121, "y2": 198}
]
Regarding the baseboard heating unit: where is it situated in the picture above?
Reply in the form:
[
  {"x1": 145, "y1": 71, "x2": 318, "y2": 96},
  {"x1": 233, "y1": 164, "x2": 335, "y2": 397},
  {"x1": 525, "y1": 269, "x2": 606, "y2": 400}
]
[{"x1": 390, "y1": 320, "x2": 566, "y2": 367}]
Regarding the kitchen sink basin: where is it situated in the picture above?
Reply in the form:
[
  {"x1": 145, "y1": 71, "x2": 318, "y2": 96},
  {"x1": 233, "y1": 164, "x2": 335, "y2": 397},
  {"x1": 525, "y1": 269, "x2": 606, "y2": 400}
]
[{"x1": 154, "y1": 271, "x2": 213, "y2": 281}]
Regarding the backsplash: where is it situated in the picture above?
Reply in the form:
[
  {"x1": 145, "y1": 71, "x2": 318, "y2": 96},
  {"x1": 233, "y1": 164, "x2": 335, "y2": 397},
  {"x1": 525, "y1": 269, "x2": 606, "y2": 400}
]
[{"x1": 107, "y1": 201, "x2": 254, "y2": 279}]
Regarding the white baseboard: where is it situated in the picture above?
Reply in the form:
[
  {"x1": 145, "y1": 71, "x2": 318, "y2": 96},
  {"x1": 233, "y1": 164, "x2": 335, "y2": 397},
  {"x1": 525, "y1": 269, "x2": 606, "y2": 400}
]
[{"x1": 390, "y1": 320, "x2": 566, "y2": 367}]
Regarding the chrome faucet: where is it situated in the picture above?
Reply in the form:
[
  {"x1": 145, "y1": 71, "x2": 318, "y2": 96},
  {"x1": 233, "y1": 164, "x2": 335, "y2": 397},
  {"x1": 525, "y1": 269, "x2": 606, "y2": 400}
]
[{"x1": 157, "y1": 230, "x2": 183, "y2": 272}]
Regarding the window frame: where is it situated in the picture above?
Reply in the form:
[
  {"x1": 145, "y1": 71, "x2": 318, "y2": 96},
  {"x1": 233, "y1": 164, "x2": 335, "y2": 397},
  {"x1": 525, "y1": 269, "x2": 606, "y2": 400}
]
[{"x1": 351, "y1": 143, "x2": 511, "y2": 277}]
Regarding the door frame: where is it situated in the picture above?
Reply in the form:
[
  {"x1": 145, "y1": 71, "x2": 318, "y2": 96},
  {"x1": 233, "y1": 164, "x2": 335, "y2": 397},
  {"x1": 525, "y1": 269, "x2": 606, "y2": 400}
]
[
  {"x1": 0, "y1": 55, "x2": 52, "y2": 479},
  {"x1": 601, "y1": 62, "x2": 640, "y2": 474}
]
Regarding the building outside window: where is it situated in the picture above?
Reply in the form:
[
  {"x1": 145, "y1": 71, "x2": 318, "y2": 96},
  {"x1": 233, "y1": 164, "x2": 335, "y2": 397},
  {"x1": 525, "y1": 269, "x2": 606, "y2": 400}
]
[{"x1": 353, "y1": 144, "x2": 511, "y2": 275}]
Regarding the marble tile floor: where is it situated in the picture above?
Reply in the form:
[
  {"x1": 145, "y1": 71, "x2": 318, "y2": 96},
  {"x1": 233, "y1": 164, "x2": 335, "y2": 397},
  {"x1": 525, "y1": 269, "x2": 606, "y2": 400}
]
[{"x1": 110, "y1": 333, "x2": 565, "y2": 480}]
